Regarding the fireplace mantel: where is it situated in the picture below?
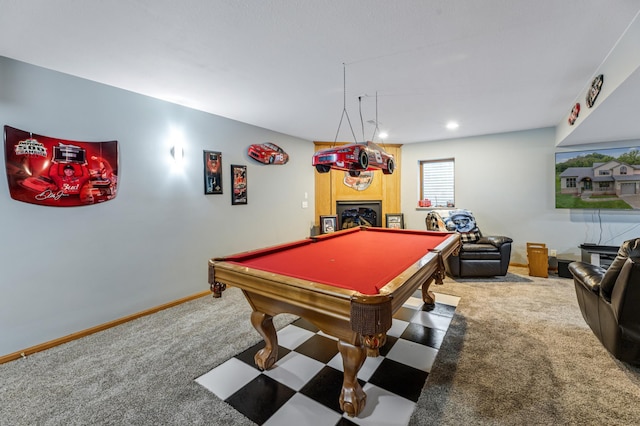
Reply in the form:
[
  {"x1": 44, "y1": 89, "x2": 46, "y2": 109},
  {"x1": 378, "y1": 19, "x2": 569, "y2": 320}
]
[{"x1": 313, "y1": 142, "x2": 402, "y2": 229}]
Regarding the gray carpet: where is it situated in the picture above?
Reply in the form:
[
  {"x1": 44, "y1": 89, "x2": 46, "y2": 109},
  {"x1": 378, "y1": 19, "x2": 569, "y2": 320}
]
[
  {"x1": 412, "y1": 267, "x2": 640, "y2": 425},
  {"x1": 1, "y1": 268, "x2": 639, "y2": 425},
  {"x1": 0, "y1": 287, "x2": 291, "y2": 426}
]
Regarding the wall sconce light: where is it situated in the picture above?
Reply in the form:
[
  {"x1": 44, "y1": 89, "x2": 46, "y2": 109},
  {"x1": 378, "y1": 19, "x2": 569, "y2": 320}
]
[
  {"x1": 169, "y1": 126, "x2": 185, "y2": 168},
  {"x1": 171, "y1": 144, "x2": 184, "y2": 163}
]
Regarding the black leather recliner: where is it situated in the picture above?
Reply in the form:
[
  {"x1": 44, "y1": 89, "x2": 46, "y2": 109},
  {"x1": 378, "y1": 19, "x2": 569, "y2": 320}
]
[
  {"x1": 445, "y1": 235, "x2": 513, "y2": 277},
  {"x1": 426, "y1": 210, "x2": 513, "y2": 278},
  {"x1": 569, "y1": 238, "x2": 640, "y2": 364}
]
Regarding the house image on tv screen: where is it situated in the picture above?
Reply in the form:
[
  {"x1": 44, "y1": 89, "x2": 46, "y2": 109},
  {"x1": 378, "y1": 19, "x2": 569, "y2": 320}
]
[{"x1": 556, "y1": 146, "x2": 640, "y2": 210}]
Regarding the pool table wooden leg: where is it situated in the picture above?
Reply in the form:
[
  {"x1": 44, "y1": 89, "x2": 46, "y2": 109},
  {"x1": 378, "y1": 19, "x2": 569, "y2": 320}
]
[
  {"x1": 421, "y1": 251, "x2": 447, "y2": 305},
  {"x1": 421, "y1": 275, "x2": 437, "y2": 305},
  {"x1": 338, "y1": 339, "x2": 367, "y2": 417},
  {"x1": 250, "y1": 311, "x2": 278, "y2": 370}
]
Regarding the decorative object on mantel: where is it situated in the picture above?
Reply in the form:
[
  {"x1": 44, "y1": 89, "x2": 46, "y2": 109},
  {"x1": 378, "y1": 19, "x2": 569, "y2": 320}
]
[
  {"x1": 385, "y1": 213, "x2": 404, "y2": 229},
  {"x1": 4, "y1": 125, "x2": 118, "y2": 207},
  {"x1": 586, "y1": 74, "x2": 603, "y2": 108},
  {"x1": 568, "y1": 102, "x2": 580, "y2": 125},
  {"x1": 319, "y1": 215, "x2": 338, "y2": 234},
  {"x1": 343, "y1": 170, "x2": 374, "y2": 190},
  {"x1": 247, "y1": 142, "x2": 289, "y2": 165}
]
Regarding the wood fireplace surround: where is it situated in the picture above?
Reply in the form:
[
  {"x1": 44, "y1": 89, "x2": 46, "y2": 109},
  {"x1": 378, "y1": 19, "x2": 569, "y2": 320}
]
[{"x1": 314, "y1": 142, "x2": 402, "y2": 230}]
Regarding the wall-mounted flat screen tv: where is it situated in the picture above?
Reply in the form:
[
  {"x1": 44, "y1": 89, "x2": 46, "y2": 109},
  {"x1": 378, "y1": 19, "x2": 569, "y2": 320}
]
[{"x1": 556, "y1": 145, "x2": 640, "y2": 210}]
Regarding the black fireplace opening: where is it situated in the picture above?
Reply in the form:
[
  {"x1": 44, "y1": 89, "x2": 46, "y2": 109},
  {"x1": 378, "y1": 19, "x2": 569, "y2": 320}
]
[{"x1": 336, "y1": 200, "x2": 382, "y2": 229}]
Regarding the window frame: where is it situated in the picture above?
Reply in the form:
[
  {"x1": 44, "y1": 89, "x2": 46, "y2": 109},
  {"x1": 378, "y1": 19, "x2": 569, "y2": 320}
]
[{"x1": 419, "y1": 158, "x2": 455, "y2": 208}]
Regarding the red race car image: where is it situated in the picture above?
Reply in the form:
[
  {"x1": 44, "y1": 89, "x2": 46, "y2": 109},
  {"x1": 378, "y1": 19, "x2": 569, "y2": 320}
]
[
  {"x1": 4, "y1": 126, "x2": 118, "y2": 207},
  {"x1": 248, "y1": 142, "x2": 289, "y2": 164},
  {"x1": 20, "y1": 175, "x2": 58, "y2": 193},
  {"x1": 312, "y1": 141, "x2": 395, "y2": 177}
]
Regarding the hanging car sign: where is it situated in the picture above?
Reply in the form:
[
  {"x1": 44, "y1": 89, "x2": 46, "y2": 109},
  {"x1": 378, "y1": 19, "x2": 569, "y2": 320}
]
[
  {"x1": 586, "y1": 74, "x2": 604, "y2": 108},
  {"x1": 247, "y1": 142, "x2": 289, "y2": 164},
  {"x1": 568, "y1": 103, "x2": 580, "y2": 125},
  {"x1": 312, "y1": 141, "x2": 395, "y2": 177}
]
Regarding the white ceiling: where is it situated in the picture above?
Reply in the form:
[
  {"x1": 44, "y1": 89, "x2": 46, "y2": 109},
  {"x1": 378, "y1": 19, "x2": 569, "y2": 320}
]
[{"x1": 1, "y1": 0, "x2": 640, "y2": 144}]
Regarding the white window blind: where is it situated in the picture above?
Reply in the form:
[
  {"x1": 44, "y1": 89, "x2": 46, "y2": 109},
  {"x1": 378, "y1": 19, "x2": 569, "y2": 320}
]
[{"x1": 420, "y1": 159, "x2": 455, "y2": 207}]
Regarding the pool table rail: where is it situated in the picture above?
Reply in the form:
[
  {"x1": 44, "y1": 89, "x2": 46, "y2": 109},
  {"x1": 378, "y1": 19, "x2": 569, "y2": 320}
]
[{"x1": 209, "y1": 260, "x2": 362, "y2": 343}]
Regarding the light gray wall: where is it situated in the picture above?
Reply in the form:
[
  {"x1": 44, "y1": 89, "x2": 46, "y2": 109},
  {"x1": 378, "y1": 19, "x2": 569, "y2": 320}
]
[
  {"x1": 401, "y1": 128, "x2": 640, "y2": 265},
  {"x1": 4, "y1": 55, "x2": 639, "y2": 359},
  {"x1": 0, "y1": 57, "x2": 315, "y2": 357}
]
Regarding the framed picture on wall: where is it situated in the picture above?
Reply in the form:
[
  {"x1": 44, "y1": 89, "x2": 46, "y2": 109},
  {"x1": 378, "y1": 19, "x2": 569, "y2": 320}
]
[
  {"x1": 203, "y1": 150, "x2": 222, "y2": 194},
  {"x1": 320, "y1": 215, "x2": 338, "y2": 234},
  {"x1": 231, "y1": 164, "x2": 247, "y2": 205},
  {"x1": 385, "y1": 213, "x2": 404, "y2": 229}
]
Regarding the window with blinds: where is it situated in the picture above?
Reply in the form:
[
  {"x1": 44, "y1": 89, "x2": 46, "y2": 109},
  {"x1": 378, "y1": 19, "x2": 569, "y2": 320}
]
[{"x1": 420, "y1": 158, "x2": 455, "y2": 208}]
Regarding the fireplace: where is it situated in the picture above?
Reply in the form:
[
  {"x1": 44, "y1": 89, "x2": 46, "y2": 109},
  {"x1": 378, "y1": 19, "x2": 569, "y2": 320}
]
[{"x1": 336, "y1": 200, "x2": 382, "y2": 229}]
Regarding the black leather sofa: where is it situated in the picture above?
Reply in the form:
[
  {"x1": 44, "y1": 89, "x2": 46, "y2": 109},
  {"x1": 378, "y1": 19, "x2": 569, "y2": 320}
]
[
  {"x1": 426, "y1": 210, "x2": 513, "y2": 278},
  {"x1": 569, "y1": 238, "x2": 640, "y2": 364}
]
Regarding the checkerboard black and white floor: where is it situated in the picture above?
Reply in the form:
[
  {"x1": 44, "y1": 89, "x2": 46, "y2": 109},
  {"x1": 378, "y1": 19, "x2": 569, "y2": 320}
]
[{"x1": 196, "y1": 290, "x2": 459, "y2": 426}]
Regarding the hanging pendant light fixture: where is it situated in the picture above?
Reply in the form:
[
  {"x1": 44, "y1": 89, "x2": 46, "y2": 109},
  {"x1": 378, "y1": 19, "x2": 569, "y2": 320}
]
[
  {"x1": 311, "y1": 65, "x2": 395, "y2": 177},
  {"x1": 311, "y1": 63, "x2": 395, "y2": 177}
]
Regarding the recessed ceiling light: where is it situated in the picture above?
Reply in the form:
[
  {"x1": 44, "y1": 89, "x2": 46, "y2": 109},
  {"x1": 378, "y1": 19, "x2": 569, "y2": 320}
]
[
  {"x1": 378, "y1": 132, "x2": 388, "y2": 139},
  {"x1": 446, "y1": 121, "x2": 459, "y2": 130}
]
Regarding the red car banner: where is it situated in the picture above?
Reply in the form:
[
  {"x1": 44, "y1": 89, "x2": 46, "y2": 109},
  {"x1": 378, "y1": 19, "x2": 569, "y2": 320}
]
[{"x1": 4, "y1": 126, "x2": 118, "y2": 207}]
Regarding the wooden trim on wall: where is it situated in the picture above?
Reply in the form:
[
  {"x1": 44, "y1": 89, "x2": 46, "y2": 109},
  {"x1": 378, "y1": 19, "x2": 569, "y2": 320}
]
[{"x1": 0, "y1": 290, "x2": 211, "y2": 365}]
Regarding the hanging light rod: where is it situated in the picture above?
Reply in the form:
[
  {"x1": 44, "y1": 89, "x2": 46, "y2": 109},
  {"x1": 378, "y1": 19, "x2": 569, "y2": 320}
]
[
  {"x1": 333, "y1": 63, "x2": 358, "y2": 144},
  {"x1": 371, "y1": 91, "x2": 380, "y2": 142}
]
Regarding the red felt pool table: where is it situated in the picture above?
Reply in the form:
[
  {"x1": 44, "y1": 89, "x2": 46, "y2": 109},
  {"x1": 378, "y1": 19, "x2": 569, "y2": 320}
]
[{"x1": 208, "y1": 226, "x2": 460, "y2": 417}]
